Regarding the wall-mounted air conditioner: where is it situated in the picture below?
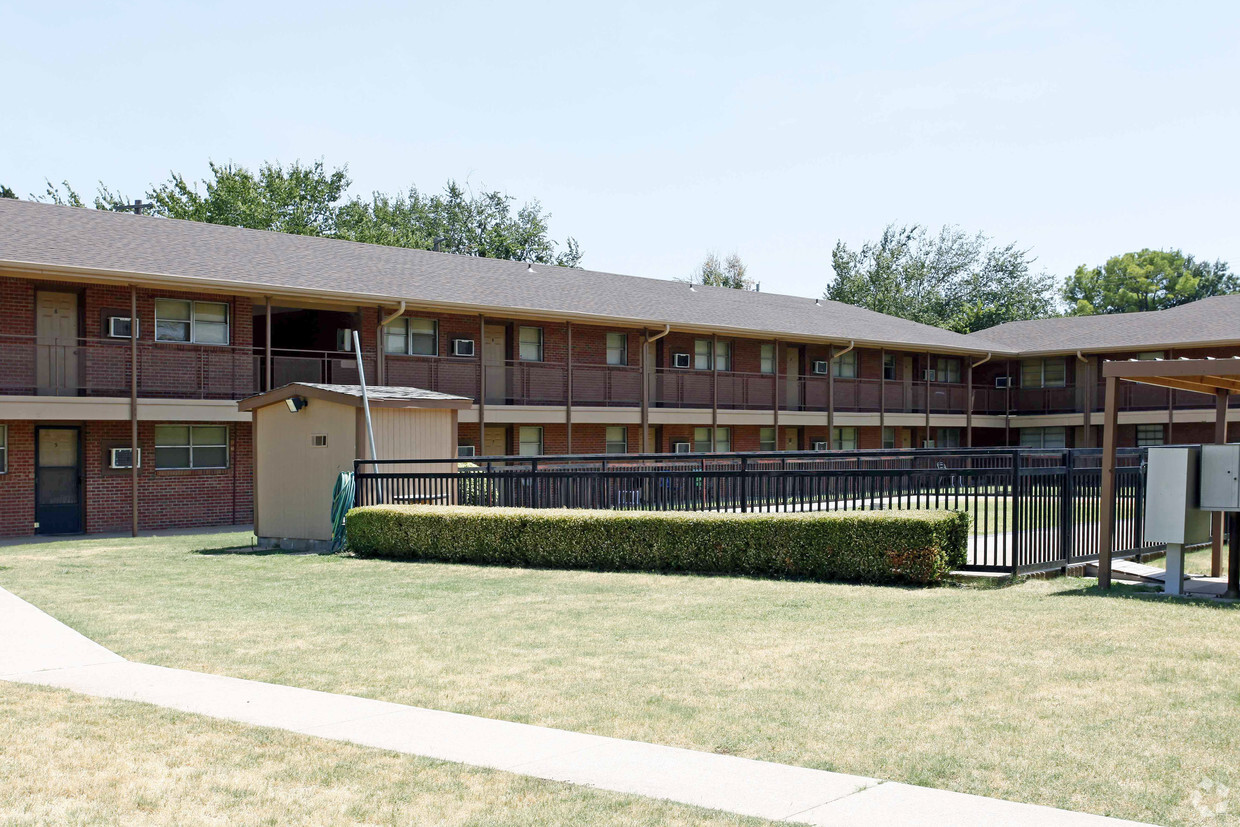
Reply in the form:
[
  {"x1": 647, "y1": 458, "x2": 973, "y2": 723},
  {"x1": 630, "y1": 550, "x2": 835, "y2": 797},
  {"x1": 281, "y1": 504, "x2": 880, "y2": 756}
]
[
  {"x1": 109, "y1": 447, "x2": 140, "y2": 469},
  {"x1": 812, "y1": 441, "x2": 829, "y2": 451},
  {"x1": 672, "y1": 353, "x2": 691, "y2": 369},
  {"x1": 812, "y1": 360, "x2": 829, "y2": 375},
  {"x1": 457, "y1": 444, "x2": 476, "y2": 457},
  {"x1": 922, "y1": 440, "x2": 936, "y2": 448},
  {"x1": 452, "y1": 338, "x2": 476, "y2": 357},
  {"x1": 672, "y1": 441, "x2": 691, "y2": 453},
  {"x1": 107, "y1": 316, "x2": 137, "y2": 338},
  {"x1": 995, "y1": 376, "x2": 1011, "y2": 389},
  {"x1": 923, "y1": 369, "x2": 937, "y2": 381}
]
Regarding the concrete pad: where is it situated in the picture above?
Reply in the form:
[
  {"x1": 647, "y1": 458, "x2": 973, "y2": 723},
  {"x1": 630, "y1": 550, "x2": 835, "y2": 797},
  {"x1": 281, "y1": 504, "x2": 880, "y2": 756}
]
[
  {"x1": 0, "y1": 588, "x2": 123, "y2": 678},
  {"x1": 796, "y1": 781, "x2": 1152, "y2": 827}
]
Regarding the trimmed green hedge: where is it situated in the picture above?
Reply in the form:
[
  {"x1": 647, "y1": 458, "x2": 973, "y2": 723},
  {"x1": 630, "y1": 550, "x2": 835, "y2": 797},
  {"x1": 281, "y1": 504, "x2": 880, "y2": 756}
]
[{"x1": 346, "y1": 505, "x2": 970, "y2": 585}]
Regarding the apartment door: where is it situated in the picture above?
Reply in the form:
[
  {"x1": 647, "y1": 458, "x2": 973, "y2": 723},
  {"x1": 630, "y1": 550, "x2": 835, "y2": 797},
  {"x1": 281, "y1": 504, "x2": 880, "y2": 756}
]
[
  {"x1": 483, "y1": 425, "x2": 508, "y2": 457},
  {"x1": 36, "y1": 291, "x2": 79, "y2": 395},
  {"x1": 483, "y1": 324, "x2": 508, "y2": 405},
  {"x1": 785, "y1": 346, "x2": 800, "y2": 409},
  {"x1": 901, "y1": 356, "x2": 914, "y2": 410},
  {"x1": 35, "y1": 426, "x2": 83, "y2": 534}
]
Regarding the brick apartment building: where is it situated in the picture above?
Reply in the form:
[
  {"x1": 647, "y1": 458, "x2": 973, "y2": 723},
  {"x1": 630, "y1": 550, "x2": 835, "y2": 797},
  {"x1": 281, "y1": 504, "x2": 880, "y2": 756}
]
[{"x1": 1, "y1": 198, "x2": 1237, "y2": 536}]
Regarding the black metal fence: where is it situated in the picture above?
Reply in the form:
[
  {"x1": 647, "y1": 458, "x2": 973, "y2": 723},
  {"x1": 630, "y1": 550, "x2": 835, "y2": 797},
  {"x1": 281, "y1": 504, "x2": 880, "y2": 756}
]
[{"x1": 354, "y1": 447, "x2": 1153, "y2": 574}]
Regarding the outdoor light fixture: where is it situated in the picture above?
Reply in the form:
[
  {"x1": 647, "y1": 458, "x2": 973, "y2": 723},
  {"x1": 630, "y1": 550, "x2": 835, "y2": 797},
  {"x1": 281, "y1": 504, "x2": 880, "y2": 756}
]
[{"x1": 285, "y1": 395, "x2": 308, "y2": 413}]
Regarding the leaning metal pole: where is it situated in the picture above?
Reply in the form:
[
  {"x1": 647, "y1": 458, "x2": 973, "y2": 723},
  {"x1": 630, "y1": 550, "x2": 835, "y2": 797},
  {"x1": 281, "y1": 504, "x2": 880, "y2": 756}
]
[{"x1": 352, "y1": 331, "x2": 381, "y2": 502}]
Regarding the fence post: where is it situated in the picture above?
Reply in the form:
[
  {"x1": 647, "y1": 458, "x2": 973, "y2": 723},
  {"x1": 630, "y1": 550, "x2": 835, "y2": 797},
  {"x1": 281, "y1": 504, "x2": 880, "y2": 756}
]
[
  {"x1": 739, "y1": 456, "x2": 749, "y2": 513},
  {"x1": 1060, "y1": 449, "x2": 1074, "y2": 574},
  {"x1": 1010, "y1": 449, "x2": 1022, "y2": 574}
]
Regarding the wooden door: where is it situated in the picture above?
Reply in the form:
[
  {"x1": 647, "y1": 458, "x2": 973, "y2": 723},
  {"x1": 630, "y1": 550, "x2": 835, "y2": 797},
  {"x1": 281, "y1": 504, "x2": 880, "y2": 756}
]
[
  {"x1": 901, "y1": 356, "x2": 914, "y2": 410},
  {"x1": 35, "y1": 426, "x2": 82, "y2": 534},
  {"x1": 484, "y1": 324, "x2": 507, "y2": 404},
  {"x1": 36, "y1": 291, "x2": 79, "y2": 395},
  {"x1": 483, "y1": 425, "x2": 508, "y2": 457},
  {"x1": 785, "y1": 346, "x2": 800, "y2": 409},
  {"x1": 784, "y1": 427, "x2": 799, "y2": 451}
]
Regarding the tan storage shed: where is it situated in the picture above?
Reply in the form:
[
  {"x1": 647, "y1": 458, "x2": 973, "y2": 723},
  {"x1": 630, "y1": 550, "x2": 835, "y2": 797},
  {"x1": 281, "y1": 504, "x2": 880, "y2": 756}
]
[{"x1": 238, "y1": 383, "x2": 470, "y2": 549}]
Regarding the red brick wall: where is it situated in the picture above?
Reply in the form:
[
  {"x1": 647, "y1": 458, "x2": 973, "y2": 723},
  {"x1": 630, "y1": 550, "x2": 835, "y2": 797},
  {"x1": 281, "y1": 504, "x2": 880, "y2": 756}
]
[{"x1": 0, "y1": 422, "x2": 35, "y2": 535}]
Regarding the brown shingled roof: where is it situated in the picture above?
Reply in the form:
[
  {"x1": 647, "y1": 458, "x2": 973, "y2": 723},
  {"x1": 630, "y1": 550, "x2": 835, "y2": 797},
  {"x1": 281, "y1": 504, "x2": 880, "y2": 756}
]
[
  {"x1": 0, "y1": 199, "x2": 994, "y2": 354},
  {"x1": 966, "y1": 294, "x2": 1240, "y2": 355}
]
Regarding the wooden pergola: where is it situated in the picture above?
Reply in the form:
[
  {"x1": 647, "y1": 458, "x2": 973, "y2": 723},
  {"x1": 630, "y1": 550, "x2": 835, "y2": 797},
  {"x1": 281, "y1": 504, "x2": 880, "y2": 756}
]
[{"x1": 1099, "y1": 357, "x2": 1240, "y2": 591}]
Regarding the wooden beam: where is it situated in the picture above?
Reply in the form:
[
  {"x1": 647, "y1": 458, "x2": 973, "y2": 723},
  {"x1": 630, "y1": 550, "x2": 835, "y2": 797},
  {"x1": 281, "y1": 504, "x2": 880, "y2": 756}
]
[
  {"x1": 130, "y1": 285, "x2": 139, "y2": 538},
  {"x1": 1097, "y1": 375, "x2": 1121, "y2": 590},
  {"x1": 1104, "y1": 357, "x2": 1240, "y2": 380},
  {"x1": 1213, "y1": 388, "x2": 1229, "y2": 578}
]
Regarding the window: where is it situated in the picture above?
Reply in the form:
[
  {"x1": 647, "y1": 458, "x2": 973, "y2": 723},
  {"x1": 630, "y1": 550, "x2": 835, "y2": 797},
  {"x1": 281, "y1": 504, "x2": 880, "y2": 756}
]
[
  {"x1": 518, "y1": 327, "x2": 543, "y2": 361},
  {"x1": 0, "y1": 424, "x2": 6, "y2": 473},
  {"x1": 759, "y1": 427, "x2": 776, "y2": 452},
  {"x1": 832, "y1": 350, "x2": 858, "y2": 378},
  {"x1": 1020, "y1": 357, "x2": 1066, "y2": 389},
  {"x1": 457, "y1": 444, "x2": 476, "y2": 457},
  {"x1": 692, "y1": 427, "x2": 730, "y2": 452},
  {"x1": 605, "y1": 426, "x2": 628, "y2": 453},
  {"x1": 715, "y1": 341, "x2": 731, "y2": 372},
  {"x1": 882, "y1": 426, "x2": 897, "y2": 449},
  {"x1": 883, "y1": 354, "x2": 896, "y2": 381},
  {"x1": 155, "y1": 299, "x2": 229, "y2": 344},
  {"x1": 833, "y1": 427, "x2": 858, "y2": 450},
  {"x1": 517, "y1": 426, "x2": 543, "y2": 456},
  {"x1": 154, "y1": 425, "x2": 228, "y2": 469},
  {"x1": 937, "y1": 427, "x2": 962, "y2": 448},
  {"x1": 606, "y1": 333, "x2": 627, "y2": 366},
  {"x1": 694, "y1": 339, "x2": 712, "y2": 370},
  {"x1": 1137, "y1": 424, "x2": 1165, "y2": 446},
  {"x1": 936, "y1": 357, "x2": 962, "y2": 384},
  {"x1": 1019, "y1": 426, "x2": 1067, "y2": 449},
  {"x1": 760, "y1": 343, "x2": 775, "y2": 375},
  {"x1": 384, "y1": 317, "x2": 438, "y2": 355}
]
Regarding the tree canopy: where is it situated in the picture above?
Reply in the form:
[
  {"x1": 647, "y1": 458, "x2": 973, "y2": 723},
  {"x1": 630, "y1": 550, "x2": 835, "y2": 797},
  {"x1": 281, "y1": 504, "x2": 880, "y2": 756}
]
[
  {"x1": 27, "y1": 160, "x2": 583, "y2": 267},
  {"x1": 1062, "y1": 248, "x2": 1236, "y2": 315},
  {"x1": 687, "y1": 252, "x2": 757, "y2": 290},
  {"x1": 825, "y1": 224, "x2": 1059, "y2": 333}
]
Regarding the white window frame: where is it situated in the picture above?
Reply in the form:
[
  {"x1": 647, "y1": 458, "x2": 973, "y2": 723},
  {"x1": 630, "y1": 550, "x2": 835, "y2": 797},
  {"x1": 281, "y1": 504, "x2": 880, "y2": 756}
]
[
  {"x1": 760, "y1": 343, "x2": 775, "y2": 375},
  {"x1": 833, "y1": 426, "x2": 858, "y2": 450},
  {"x1": 154, "y1": 299, "x2": 230, "y2": 345},
  {"x1": 1019, "y1": 426, "x2": 1067, "y2": 449},
  {"x1": 694, "y1": 339, "x2": 712, "y2": 371},
  {"x1": 883, "y1": 354, "x2": 896, "y2": 381},
  {"x1": 936, "y1": 357, "x2": 962, "y2": 384},
  {"x1": 518, "y1": 426, "x2": 543, "y2": 456},
  {"x1": 154, "y1": 425, "x2": 229, "y2": 470},
  {"x1": 518, "y1": 327, "x2": 544, "y2": 362},
  {"x1": 759, "y1": 426, "x2": 776, "y2": 452},
  {"x1": 457, "y1": 444, "x2": 476, "y2": 457},
  {"x1": 606, "y1": 333, "x2": 627, "y2": 366},
  {"x1": 714, "y1": 341, "x2": 732, "y2": 372},
  {"x1": 715, "y1": 427, "x2": 731, "y2": 453},
  {"x1": 605, "y1": 426, "x2": 628, "y2": 454},
  {"x1": 938, "y1": 427, "x2": 962, "y2": 448},
  {"x1": 693, "y1": 427, "x2": 712, "y2": 453},
  {"x1": 384, "y1": 317, "x2": 438, "y2": 356},
  {"x1": 1136, "y1": 424, "x2": 1165, "y2": 447},
  {"x1": 882, "y1": 426, "x2": 896, "y2": 449},
  {"x1": 833, "y1": 350, "x2": 858, "y2": 379},
  {"x1": 1021, "y1": 358, "x2": 1067, "y2": 389}
]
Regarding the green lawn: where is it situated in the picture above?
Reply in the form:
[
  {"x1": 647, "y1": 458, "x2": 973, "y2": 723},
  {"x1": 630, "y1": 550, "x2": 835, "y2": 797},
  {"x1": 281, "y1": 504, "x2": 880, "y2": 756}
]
[
  {"x1": 4, "y1": 530, "x2": 1240, "y2": 826},
  {"x1": 0, "y1": 682, "x2": 770, "y2": 826}
]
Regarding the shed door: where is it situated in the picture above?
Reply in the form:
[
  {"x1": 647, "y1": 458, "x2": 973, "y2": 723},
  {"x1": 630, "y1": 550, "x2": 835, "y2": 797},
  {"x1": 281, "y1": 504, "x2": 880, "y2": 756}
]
[{"x1": 36, "y1": 291, "x2": 79, "y2": 395}]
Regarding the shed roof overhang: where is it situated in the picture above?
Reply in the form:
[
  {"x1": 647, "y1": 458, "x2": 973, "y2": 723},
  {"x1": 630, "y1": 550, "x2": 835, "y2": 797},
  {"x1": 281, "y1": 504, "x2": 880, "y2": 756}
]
[{"x1": 238, "y1": 382, "x2": 473, "y2": 412}]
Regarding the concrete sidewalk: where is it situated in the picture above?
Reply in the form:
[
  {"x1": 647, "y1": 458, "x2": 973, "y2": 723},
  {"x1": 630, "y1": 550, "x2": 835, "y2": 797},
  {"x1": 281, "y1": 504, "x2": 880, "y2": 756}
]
[{"x1": 1, "y1": 586, "x2": 1149, "y2": 826}]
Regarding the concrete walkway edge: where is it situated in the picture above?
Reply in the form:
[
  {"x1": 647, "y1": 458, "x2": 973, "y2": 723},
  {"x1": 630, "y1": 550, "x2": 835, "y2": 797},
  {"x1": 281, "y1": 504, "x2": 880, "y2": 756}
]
[{"x1": 1, "y1": 587, "x2": 1150, "y2": 826}]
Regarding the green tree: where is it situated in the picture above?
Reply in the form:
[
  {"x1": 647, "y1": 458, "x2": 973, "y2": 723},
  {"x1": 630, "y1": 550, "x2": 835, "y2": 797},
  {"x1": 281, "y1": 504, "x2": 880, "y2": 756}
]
[
  {"x1": 1062, "y1": 248, "x2": 1236, "y2": 315},
  {"x1": 0, "y1": 184, "x2": 16, "y2": 199},
  {"x1": 825, "y1": 224, "x2": 1057, "y2": 333},
  {"x1": 687, "y1": 252, "x2": 756, "y2": 290}
]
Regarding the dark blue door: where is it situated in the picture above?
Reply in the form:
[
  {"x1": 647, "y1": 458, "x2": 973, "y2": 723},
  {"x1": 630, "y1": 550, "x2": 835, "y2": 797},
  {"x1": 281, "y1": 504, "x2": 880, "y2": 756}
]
[{"x1": 36, "y1": 426, "x2": 82, "y2": 534}]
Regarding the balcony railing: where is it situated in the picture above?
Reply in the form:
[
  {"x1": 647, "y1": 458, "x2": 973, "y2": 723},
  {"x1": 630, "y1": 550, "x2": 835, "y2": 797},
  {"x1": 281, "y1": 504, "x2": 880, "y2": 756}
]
[{"x1": 572, "y1": 363, "x2": 642, "y2": 407}]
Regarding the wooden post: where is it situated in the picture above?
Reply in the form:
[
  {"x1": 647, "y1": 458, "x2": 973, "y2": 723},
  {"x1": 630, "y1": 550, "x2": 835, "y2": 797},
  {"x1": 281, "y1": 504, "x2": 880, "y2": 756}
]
[
  {"x1": 879, "y1": 348, "x2": 886, "y2": 446},
  {"x1": 477, "y1": 314, "x2": 486, "y2": 453},
  {"x1": 375, "y1": 305, "x2": 385, "y2": 386},
  {"x1": 1080, "y1": 356, "x2": 1093, "y2": 448},
  {"x1": 264, "y1": 297, "x2": 273, "y2": 391},
  {"x1": 130, "y1": 285, "x2": 139, "y2": 537},
  {"x1": 1213, "y1": 387, "x2": 1229, "y2": 577},
  {"x1": 711, "y1": 333, "x2": 719, "y2": 452},
  {"x1": 924, "y1": 351, "x2": 932, "y2": 446},
  {"x1": 772, "y1": 339, "x2": 779, "y2": 448},
  {"x1": 827, "y1": 345, "x2": 835, "y2": 449},
  {"x1": 1005, "y1": 359, "x2": 1014, "y2": 445},
  {"x1": 565, "y1": 322, "x2": 573, "y2": 453},
  {"x1": 966, "y1": 358, "x2": 974, "y2": 448},
  {"x1": 1098, "y1": 374, "x2": 1121, "y2": 589},
  {"x1": 640, "y1": 331, "x2": 649, "y2": 453}
]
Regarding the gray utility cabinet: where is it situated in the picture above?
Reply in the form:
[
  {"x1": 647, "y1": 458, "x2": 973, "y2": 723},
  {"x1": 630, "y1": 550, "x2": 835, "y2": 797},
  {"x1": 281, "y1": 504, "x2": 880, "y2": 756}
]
[
  {"x1": 1145, "y1": 446, "x2": 1212, "y2": 545},
  {"x1": 1200, "y1": 444, "x2": 1240, "y2": 511}
]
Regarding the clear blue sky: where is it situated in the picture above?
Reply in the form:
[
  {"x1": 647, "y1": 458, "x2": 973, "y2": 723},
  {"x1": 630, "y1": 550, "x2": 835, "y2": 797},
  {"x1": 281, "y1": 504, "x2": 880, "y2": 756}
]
[{"x1": 4, "y1": 1, "x2": 1238, "y2": 300}]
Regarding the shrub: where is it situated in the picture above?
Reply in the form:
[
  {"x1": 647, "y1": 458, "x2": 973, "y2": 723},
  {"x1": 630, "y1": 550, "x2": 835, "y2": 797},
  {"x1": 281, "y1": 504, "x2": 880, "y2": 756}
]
[{"x1": 346, "y1": 505, "x2": 970, "y2": 585}]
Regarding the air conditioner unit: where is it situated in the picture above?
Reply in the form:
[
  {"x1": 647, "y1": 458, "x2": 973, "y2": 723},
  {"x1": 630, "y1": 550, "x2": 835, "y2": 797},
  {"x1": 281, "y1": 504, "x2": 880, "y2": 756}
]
[
  {"x1": 922, "y1": 440, "x2": 936, "y2": 448},
  {"x1": 109, "y1": 447, "x2": 140, "y2": 469},
  {"x1": 812, "y1": 441, "x2": 829, "y2": 451},
  {"x1": 457, "y1": 444, "x2": 476, "y2": 457},
  {"x1": 812, "y1": 360, "x2": 829, "y2": 375},
  {"x1": 107, "y1": 316, "x2": 137, "y2": 338},
  {"x1": 995, "y1": 376, "x2": 1011, "y2": 389},
  {"x1": 672, "y1": 353, "x2": 691, "y2": 369},
  {"x1": 672, "y1": 441, "x2": 691, "y2": 453},
  {"x1": 336, "y1": 328, "x2": 354, "y2": 352},
  {"x1": 923, "y1": 369, "x2": 937, "y2": 381},
  {"x1": 452, "y1": 338, "x2": 475, "y2": 357}
]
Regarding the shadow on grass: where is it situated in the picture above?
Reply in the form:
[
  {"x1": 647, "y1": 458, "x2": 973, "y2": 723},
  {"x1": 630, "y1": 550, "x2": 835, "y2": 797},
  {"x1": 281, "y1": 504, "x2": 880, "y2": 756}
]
[
  {"x1": 1047, "y1": 580, "x2": 1240, "y2": 609},
  {"x1": 191, "y1": 546, "x2": 332, "y2": 557}
]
